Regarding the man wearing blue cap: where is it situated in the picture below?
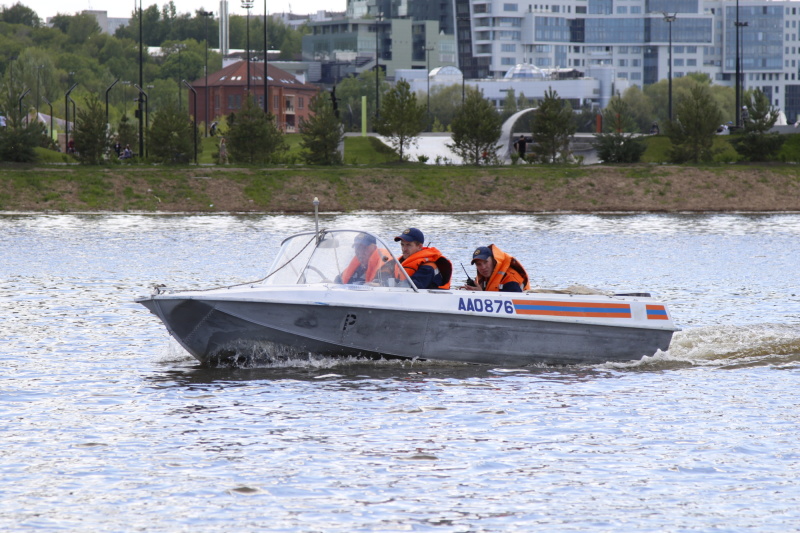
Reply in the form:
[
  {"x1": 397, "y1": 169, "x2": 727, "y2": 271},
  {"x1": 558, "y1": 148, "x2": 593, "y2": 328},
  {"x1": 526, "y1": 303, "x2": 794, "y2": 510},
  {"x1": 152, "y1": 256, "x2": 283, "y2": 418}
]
[
  {"x1": 464, "y1": 245, "x2": 529, "y2": 292},
  {"x1": 393, "y1": 227, "x2": 452, "y2": 289}
]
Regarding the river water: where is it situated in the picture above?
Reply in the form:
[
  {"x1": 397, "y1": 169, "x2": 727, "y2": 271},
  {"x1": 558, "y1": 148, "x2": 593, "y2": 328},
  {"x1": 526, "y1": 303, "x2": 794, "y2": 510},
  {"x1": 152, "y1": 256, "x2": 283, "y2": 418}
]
[{"x1": 2, "y1": 212, "x2": 799, "y2": 532}]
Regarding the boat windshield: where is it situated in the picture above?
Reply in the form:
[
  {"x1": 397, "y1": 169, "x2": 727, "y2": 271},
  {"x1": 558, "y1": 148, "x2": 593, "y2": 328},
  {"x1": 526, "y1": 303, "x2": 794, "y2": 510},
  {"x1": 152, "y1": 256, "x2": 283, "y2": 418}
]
[{"x1": 263, "y1": 230, "x2": 414, "y2": 289}]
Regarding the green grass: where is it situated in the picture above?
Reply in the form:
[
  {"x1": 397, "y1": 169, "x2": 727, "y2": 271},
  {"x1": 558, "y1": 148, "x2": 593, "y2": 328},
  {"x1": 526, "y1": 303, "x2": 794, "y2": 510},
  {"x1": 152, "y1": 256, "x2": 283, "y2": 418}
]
[
  {"x1": 34, "y1": 147, "x2": 76, "y2": 164},
  {"x1": 640, "y1": 134, "x2": 739, "y2": 164},
  {"x1": 343, "y1": 136, "x2": 398, "y2": 165},
  {"x1": 640, "y1": 135, "x2": 671, "y2": 163}
]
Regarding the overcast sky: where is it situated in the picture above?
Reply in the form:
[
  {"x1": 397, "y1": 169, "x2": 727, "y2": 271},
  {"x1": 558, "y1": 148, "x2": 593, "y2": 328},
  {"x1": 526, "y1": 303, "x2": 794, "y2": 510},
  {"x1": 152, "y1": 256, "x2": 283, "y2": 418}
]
[{"x1": 26, "y1": 0, "x2": 343, "y2": 21}]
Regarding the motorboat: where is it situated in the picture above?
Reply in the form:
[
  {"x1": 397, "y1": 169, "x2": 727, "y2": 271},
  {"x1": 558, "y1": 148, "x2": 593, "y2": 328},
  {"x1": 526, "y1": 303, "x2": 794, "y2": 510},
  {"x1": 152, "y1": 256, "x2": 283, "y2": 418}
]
[{"x1": 137, "y1": 227, "x2": 679, "y2": 366}]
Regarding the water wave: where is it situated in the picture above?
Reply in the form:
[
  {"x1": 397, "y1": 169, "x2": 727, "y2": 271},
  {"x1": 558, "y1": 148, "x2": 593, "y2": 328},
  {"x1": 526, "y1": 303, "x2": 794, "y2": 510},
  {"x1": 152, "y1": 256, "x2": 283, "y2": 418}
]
[{"x1": 610, "y1": 323, "x2": 800, "y2": 370}]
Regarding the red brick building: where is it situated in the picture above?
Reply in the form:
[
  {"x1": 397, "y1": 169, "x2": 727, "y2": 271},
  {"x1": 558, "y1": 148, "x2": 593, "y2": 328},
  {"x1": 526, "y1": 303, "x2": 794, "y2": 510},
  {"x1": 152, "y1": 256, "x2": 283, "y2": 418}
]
[{"x1": 189, "y1": 60, "x2": 319, "y2": 133}]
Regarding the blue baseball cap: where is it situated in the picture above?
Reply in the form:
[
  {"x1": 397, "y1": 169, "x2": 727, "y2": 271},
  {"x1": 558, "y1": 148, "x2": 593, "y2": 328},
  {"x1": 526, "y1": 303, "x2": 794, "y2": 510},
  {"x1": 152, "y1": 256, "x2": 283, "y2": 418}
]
[
  {"x1": 471, "y1": 246, "x2": 493, "y2": 264},
  {"x1": 394, "y1": 227, "x2": 424, "y2": 244}
]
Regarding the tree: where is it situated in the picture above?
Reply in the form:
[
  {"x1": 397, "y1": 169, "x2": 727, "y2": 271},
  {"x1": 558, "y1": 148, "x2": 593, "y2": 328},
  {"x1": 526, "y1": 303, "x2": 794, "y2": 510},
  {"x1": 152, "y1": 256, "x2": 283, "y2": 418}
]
[
  {"x1": 732, "y1": 88, "x2": 784, "y2": 162},
  {"x1": 147, "y1": 102, "x2": 200, "y2": 163},
  {"x1": 665, "y1": 84, "x2": 723, "y2": 163},
  {"x1": 73, "y1": 94, "x2": 110, "y2": 164},
  {"x1": 620, "y1": 85, "x2": 655, "y2": 133},
  {"x1": 592, "y1": 95, "x2": 646, "y2": 163},
  {"x1": 226, "y1": 95, "x2": 287, "y2": 164},
  {"x1": 448, "y1": 88, "x2": 502, "y2": 165},
  {"x1": 116, "y1": 114, "x2": 138, "y2": 151},
  {"x1": 1, "y1": 2, "x2": 40, "y2": 27},
  {"x1": 375, "y1": 80, "x2": 426, "y2": 161},
  {"x1": 427, "y1": 84, "x2": 463, "y2": 129},
  {"x1": 64, "y1": 13, "x2": 102, "y2": 45},
  {"x1": 0, "y1": 90, "x2": 41, "y2": 162},
  {"x1": 299, "y1": 92, "x2": 344, "y2": 165},
  {"x1": 160, "y1": 40, "x2": 205, "y2": 82},
  {"x1": 333, "y1": 70, "x2": 390, "y2": 132},
  {"x1": 530, "y1": 88, "x2": 576, "y2": 163}
]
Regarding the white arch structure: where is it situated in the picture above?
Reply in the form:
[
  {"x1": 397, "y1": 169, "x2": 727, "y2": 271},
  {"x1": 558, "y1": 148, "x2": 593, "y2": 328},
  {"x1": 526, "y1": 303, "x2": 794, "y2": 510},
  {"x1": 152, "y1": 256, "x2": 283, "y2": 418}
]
[{"x1": 499, "y1": 107, "x2": 537, "y2": 159}]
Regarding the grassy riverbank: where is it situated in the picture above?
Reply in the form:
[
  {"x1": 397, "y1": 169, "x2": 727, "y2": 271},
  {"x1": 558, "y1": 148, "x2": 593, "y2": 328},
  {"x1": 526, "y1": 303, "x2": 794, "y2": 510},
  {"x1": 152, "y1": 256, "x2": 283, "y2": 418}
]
[{"x1": 2, "y1": 161, "x2": 799, "y2": 213}]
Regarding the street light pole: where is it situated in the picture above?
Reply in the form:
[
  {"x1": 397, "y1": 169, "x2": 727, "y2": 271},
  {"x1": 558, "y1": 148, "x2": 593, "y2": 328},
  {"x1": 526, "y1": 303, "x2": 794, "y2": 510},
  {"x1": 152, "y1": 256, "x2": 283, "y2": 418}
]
[
  {"x1": 264, "y1": 0, "x2": 269, "y2": 113},
  {"x1": 663, "y1": 12, "x2": 676, "y2": 122},
  {"x1": 735, "y1": 15, "x2": 749, "y2": 127},
  {"x1": 425, "y1": 45, "x2": 433, "y2": 126},
  {"x1": 242, "y1": 0, "x2": 253, "y2": 94},
  {"x1": 735, "y1": 0, "x2": 741, "y2": 127},
  {"x1": 138, "y1": 0, "x2": 144, "y2": 159},
  {"x1": 375, "y1": 12, "x2": 382, "y2": 120},
  {"x1": 201, "y1": 11, "x2": 213, "y2": 135},
  {"x1": 105, "y1": 78, "x2": 119, "y2": 127}
]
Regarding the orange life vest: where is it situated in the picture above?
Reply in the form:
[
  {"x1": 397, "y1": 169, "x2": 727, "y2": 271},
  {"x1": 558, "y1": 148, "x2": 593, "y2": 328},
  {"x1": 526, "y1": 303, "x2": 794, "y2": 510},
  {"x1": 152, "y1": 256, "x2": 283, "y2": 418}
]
[
  {"x1": 341, "y1": 248, "x2": 391, "y2": 284},
  {"x1": 475, "y1": 244, "x2": 530, "y2": 292},
  {"x1": 400, "y1": 247, "x2": 452, "y2": 289}
]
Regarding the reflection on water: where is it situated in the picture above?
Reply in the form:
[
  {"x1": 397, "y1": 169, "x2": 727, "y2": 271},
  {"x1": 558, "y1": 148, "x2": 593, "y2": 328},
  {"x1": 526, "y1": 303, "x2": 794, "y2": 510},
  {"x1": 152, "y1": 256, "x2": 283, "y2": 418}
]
[{"x1": 2, "y1": 213, "x2": 800, "y2": 532}]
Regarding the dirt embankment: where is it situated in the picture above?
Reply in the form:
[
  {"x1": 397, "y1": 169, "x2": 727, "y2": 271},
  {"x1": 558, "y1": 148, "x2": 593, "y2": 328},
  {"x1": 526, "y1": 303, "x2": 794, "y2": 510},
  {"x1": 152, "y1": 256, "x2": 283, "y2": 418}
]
[{"x1": 1, "y1": 165, "x2": 799, "y2": 213}]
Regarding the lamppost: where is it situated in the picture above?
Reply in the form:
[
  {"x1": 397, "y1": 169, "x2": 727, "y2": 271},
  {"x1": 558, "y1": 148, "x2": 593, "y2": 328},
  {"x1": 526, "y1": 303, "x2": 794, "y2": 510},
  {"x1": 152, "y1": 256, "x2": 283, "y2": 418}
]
[
  {"x1": 242, "y1": 0, "x2": 253, "y2": 94},
  {"x1": 201, "y1": 10, "x2": 213, "y2": 135},
  {"x1": 424, "y1": 45, "x2": 433, "y2": 124},
  {"x1": 663, "y1": 12, "x2": 677, "y2": 122},
  {"x1": 138, "y1": 0, "x2": 144, "y2": 159},
  {"x1": 375, "y1": 12, "x2": 383, "y2": 119},
  {"x1": 735, "y1": 7, "x2": 749, "y2": 127},
  {"x1": 135, "y1": 83, "x2": 149, "y2": 157},
  {"x1": 264, "y1": 0, "x2": 269, "y2": 113}
]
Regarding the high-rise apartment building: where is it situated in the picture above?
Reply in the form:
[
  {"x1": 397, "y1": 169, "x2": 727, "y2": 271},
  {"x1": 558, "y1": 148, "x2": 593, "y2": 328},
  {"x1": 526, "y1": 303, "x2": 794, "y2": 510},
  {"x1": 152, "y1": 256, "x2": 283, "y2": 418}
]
[
  {"x1": 462, "y1": 0, "x2": 800, "y2": 118},
  {"x1": 305, "y1": 0, "x2": 800, "y2": 118}
]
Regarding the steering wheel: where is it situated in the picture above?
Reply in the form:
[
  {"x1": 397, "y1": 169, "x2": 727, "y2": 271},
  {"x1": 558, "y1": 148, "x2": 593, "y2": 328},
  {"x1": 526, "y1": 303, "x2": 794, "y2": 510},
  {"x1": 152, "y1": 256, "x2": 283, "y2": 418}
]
[{"x1": 301, "y1": 266, "x2": 332, "y2": 284}]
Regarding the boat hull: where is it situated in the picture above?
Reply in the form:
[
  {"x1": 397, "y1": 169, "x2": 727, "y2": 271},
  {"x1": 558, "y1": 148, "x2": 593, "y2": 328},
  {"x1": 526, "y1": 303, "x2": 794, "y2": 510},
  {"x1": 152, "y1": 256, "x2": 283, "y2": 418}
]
[{"x1": 138, "y1": 295, "x2": 675, "y2": 366}]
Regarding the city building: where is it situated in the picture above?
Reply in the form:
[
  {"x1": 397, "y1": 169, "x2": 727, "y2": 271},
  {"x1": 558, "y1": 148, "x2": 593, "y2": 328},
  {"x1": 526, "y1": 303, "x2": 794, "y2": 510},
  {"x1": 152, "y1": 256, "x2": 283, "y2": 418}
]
[
  {"x1": 303, "y1": 17, "x2": 458, "y2": 80},
  {"x1": 396, "y1": 64, "x2": 620, "y2": 111},
  {"x1": 302, "y1": 0, "x2": 459, "y2": 81},
  {"x1": 301, "y1": 0, "x2": 800, "y2": 120},
  {"x1": 457, "y1": 0, "x2": 800, "y2": 119},
  {"x1": 188, "y1": 60, "x2": 319, "y2": 133}
]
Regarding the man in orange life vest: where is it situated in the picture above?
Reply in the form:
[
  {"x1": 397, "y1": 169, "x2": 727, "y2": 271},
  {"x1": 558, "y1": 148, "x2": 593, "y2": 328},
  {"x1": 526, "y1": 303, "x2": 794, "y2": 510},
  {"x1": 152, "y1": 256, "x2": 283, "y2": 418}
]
[
  {"x1": 464, "y1": 245, "x2": 530, "y2": 292},
  {"x1": 393, "y1": 227, "x2": 452, "y2": 289},
  {"x1": 335, "y1": 233, "x2": 391, "y2": 284}
]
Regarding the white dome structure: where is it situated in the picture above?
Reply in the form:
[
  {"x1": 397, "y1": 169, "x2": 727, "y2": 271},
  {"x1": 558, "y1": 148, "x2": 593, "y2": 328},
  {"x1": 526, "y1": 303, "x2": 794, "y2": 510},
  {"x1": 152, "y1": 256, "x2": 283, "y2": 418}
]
[
  {"x1": 503, "y1": 64, "x2": 547, "y2": 80},
  {"x1": 429, "y1": 66, "x2": 464, "y2": 81}
]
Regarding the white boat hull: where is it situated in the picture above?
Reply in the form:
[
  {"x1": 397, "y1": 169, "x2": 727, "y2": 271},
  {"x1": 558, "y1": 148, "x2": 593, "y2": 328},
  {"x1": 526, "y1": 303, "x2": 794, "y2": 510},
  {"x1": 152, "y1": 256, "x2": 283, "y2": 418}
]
[{"x1": 138, "y1": 286, "x2": 677, "y2": 366}]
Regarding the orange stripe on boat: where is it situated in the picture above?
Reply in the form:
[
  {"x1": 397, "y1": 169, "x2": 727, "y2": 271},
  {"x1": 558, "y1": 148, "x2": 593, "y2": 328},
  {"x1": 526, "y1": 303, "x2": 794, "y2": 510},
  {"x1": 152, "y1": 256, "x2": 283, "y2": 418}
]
[
  {"x1": 646, "y1": 304, "x2": 669, "y2": 320},
  {"x1": 512, "y1": 300, "x2": 632, "y2": 318}
]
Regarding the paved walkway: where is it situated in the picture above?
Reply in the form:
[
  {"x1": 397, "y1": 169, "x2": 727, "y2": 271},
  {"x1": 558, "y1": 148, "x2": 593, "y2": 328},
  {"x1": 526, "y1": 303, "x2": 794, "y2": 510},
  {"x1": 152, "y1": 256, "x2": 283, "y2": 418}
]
[{"x1": 351, "y1": 132, "x2": 600, "y2": 165}]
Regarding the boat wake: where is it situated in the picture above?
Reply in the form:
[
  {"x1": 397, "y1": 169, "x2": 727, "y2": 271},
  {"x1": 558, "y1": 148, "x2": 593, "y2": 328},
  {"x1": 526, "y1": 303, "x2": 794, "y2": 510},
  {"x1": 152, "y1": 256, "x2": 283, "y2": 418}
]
[
  {"x1": 608, "y1": 323, "x2": 800, "y2": 370},
  {"x1": 205, "y1": 339, "x2": 442, "y2": 370},
  {"x1": 168, "y1": 324, "x2": 800, "y2": 371}
]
